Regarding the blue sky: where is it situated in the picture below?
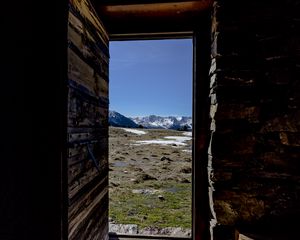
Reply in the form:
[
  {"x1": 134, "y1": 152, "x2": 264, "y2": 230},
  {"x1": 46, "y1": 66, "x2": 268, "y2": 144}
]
[{"x1": 109, "y1": 39, "x2": 193, "y2": 117}]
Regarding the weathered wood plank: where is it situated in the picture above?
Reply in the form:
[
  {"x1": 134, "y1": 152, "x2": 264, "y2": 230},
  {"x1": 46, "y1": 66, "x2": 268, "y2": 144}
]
[
  {"x1": 68, "y1": 49, "x2": 97, "y2": 92},
  {"x1": 68, "y1": 87, "x2": 108, "y2": 128},
  {"x1": 68, "y1": 4, "x2": 109, "y2": 61},
  {"x1": 68, "y1": 48, "x2": 108, "y2": 97},
  {"x1": 68, "y1": 11, "x2": 84, "y2": 38},
  {"x1": 70, "y1": 0, "x2": 109, "y2": 46},
  {"x1": 68, "y1": 126, "x2": 108, "y2": 134},
  {"x1": 69, "y1": 182, "x2": 108, "y2": 239},
  {"x1": 69, "y1": 192, "x2": 108, "y2": 238},
  {"x1": 68, "y1": 152, "x2": 107, "y2": 186},
  {"x1": 68, "y1": 175, "x2": 108, "y2": 221},
  {"x1": 68, "y1": 146, "x2": 108, "y2": 167},
  {"x1": 68, "y1": 128, "x2": 107, "y2": 144},
  {"x1": 67, "y1": 0, "x2": 109, "y2": 239},
  {"x1": 68, "y1": 24, "x2": 82, "y2": 49}
]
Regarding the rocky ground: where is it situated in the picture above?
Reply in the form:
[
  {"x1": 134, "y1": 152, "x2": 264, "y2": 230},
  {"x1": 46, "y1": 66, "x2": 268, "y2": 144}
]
[{"x1": 108, "y1": 127, "x2": 192, "y2": 236}]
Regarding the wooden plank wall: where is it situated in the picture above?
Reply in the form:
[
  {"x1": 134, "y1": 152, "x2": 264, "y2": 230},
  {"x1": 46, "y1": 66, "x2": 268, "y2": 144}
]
[{"x1": 67, "y1": 0, "x2": 109, "y2": 239}]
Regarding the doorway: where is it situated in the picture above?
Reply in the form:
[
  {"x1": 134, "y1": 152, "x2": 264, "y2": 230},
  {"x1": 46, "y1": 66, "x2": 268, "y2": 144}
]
[
  {"x1": 66, "y1": 1, "x2": 213, "y2": 239},
  {"x1": 108, "y1": 39, "x2": 193, "y2": 237}
]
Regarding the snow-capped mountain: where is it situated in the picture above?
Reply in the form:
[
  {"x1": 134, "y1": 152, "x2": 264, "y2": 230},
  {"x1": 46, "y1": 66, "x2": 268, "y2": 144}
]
[
  {"x1": 109, "y1": 111, "x2": 139, "y2": 128},
  {"x1": 109, "y1": 111, "x2": 192, "y2": 130},
  {"x1": 131, "y1": 115, "x2": 192, "y2": 130}
]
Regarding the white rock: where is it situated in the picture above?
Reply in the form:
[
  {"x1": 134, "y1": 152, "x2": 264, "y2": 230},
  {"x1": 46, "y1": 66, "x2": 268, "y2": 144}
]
[{"x1": 109, "y1": 223, "x2": 138, "y2": 234}]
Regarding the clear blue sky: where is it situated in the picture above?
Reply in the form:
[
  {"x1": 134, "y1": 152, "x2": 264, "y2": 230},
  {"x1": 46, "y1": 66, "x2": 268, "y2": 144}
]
[{"x1": 109, "y1": 39, "x2": 193, "y2": 117}]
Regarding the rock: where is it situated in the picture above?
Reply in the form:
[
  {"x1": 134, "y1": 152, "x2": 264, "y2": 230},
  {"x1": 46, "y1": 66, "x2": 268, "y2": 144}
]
[
  {"x1": 139, "y1": 173, "x2": 157, "y2": 181},
  {"x1": 161, "y1": 156, "x2": 172, "y2": 161},
  {"x1": 158, "y1": 195, "x2": 165, "y2": 201},
  {"x1": 109, "y1": 223, "x2": 138, "y2": 234},
  {"x1": 162, "y1": 152, "x2": 170, "y2": 155},
  {"x1": 179, "y1": 178, "x2": 191, "y2": 183},
  {"x1": 110, "y1": 182, "x2": 120, "y2": 187},
  {"x1": 167, "y1": 227, "x2": 191, "y2": 237},
  {"x1": 132, "y1": 179, "x2": 141, "y2": 184},
  {"x1": 237, "y1": 233, "x2": 255, "y2": 240},
  {"x1": 214, "y1": 200, "x2": 239, "y2": 225},
  {"x1": 180, "y1": 166, "x2": 192, "y2": 173},
  {"x1": 139, "y1": 226, "x2": 191, "y2": 237}
]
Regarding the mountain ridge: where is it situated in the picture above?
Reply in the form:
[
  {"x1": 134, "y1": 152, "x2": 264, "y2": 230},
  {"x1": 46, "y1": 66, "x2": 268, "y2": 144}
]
[
  {"x1": 109, "y1": 110, "x2": 192, "y2": 130},
  {"x1": 109, "y1": 111, "x2": 139, "y2": 128}
]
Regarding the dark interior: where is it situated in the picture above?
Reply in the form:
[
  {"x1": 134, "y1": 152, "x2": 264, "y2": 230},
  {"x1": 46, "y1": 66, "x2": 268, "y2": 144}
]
[{"x1": 2, "y1": 0, "x2": 299, "y2": 240}]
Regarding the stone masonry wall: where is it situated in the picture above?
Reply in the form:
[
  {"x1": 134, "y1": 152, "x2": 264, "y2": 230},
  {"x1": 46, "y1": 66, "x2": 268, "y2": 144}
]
[{"x1": 210, "y1": 0, "x2": 300, "y2": 238}]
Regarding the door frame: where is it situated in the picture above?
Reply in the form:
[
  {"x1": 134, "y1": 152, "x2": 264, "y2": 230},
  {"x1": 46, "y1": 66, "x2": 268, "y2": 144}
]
[
  {"x1": 63, "y1": 3, "x2": 213, "y2": 240},
  {"x1": 106, "y1": 12, "x2": 213, "y2": 238},
  {"x1": 107, "y1": 23, "x2": 212, "y2": 240}
]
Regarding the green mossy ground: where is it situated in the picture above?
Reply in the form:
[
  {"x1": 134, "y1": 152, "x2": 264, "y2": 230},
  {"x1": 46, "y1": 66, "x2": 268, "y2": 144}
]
[{"x1": 109, "y1": 180, "x2": 192, "y2": 229}]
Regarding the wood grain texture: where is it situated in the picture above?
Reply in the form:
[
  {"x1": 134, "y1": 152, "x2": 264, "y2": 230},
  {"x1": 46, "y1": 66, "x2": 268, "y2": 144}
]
[
  {"x1": 69, "y1": 178, "x2": 108, "y2": 239},
  {"x1": 92, "y1": 0, "x2": 214, "y2": 36},
  {"x1": 68, "y1": 87, "x2": 108, "y2": 128},
  {"x1": 67, "y1": 0, "x2": 109, "y2": 239}
]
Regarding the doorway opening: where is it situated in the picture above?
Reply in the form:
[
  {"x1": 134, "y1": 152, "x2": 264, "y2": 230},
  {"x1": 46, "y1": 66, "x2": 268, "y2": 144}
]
[{"x1": 108, "y1": 39, "x2": 193, "y2": 237}]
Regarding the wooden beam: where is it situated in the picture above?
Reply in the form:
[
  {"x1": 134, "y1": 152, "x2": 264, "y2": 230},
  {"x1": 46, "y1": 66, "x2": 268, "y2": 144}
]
[
  {"x1": 96, "y1": 1, "x2": 212, "y2": 17},
  {"x1": 92, "y1": 0, "x2": 213, "y2": 36},
  {"x1": 97, "y1": 0, "x2": 209, "y2": 6}
]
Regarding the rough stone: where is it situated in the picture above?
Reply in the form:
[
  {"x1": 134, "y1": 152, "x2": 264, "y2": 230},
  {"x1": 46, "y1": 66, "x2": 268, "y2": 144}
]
[
  {"x1": 139, "y1": 226, "x2": 191, "y2": 237},
  {"x1": 109, "y1": 223, "x2": 138, "y2": 235},
  {"x1": 216, "y1": 104, "x2": 260, "y2": 123},
  {"x1": 211, "y1": 2, "x2": 300, "y2": 237}
]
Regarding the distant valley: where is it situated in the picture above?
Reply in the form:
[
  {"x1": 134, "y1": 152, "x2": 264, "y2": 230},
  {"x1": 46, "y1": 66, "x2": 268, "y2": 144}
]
[{"x1": 109, "y1": 110, "x2": 192, "y2": 130}]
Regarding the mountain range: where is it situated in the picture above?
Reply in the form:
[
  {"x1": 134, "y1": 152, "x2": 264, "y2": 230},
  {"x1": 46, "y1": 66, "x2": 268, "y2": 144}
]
[
  {"x1": 109, "y1": 110, "x2": 192, "y2": 130},
  {"x1": 109, "y1": 111, "x2": 139, "y2": 128}
]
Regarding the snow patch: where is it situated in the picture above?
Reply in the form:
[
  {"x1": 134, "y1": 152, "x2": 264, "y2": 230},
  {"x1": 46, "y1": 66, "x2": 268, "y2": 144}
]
[
  {"x1": 134, "y1": 139, "x2": 187, "y2": 146},
  {"x1": 164, "y1": 136, "x2": 191, "y2": 142},
  {"x1": 122, "y1": 128, "x2": 146, "y2": 135},
  {"x1": 133, "y1": 135, "x2": 191, "y2": 146},
  {"x1": 182, "y1": 132, "x2": 192, "y2": 136},
  {"x1": 182, "y1": 149, "x2": 192, "y2": 153}
]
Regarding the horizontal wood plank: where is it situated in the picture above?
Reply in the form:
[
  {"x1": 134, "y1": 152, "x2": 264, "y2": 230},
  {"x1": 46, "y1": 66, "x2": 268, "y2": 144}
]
[{"x1": 68, "y1": 0, "x2": 109, "y2": 239}]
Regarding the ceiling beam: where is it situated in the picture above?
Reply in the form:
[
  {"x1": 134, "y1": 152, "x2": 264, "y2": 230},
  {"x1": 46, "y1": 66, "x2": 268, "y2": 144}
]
[{"x1": 91, "y1": 0, "x2": 214, "y2": 38}]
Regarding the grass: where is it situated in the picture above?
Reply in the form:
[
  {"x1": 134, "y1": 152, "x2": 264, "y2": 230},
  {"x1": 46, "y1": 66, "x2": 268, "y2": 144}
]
[{"x1": 109, "y1": 180, "x2": 192, "y2": 229}]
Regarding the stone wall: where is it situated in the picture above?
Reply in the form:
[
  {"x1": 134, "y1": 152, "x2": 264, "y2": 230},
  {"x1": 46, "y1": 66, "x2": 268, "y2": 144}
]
[{"x1": 211, "y1": 0, "x2": 300, "y2": 238}]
